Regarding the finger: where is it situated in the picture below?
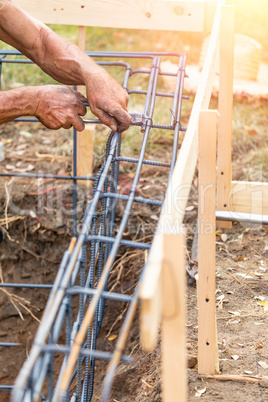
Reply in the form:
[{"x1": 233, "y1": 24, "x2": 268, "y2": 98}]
[
  {"x1": 94, "y1": 108, "x2": 118, "y2": 132},
  {"x1": 72, "y1": 115, "x2": 85, "y2": 132},
  {"x1": 77, "y1": 101, "x2": 87, "y2": 116},
  {"x1": 117, "y1": 121, "x2": 129, "y2": 133},
  {"x1": 74, "y1": 90, "x2": 88, "y2": 103},
  {"x1": 62, "y1": 122, "x2": 73, "y2": 129},
  {"x1": 109, "y1": 106, "x2": 132, "y2": 131}
]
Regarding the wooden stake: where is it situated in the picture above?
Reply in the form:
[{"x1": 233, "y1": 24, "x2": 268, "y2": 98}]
[
  {"x1": 162, "y1": 233, "x2": 187, "y2": 402},
  {"x1": 140, "y1": 260, "x2": 162, "y2": 351},
  {"x1": 77, "y1": 26, "x2": 94, "y2": 184},
  {"x1": 78, "y1": 25, "x2": 86, "y2": 50},
  {"x1": 198, "y1": 110, "x2": 219, "y2": 375},
  {"x1": 216, "y1": 5, "x2": 235, "y2": 228}
]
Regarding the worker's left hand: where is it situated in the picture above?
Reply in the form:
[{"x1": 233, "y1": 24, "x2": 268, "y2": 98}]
[{"x1": 84, "y1": 67, "x2": 131, "y2": 133}]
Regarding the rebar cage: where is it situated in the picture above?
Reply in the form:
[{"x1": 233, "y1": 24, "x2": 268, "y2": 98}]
[{"x1": 0, "y1": 50, "x2": 187, "y2": 401}]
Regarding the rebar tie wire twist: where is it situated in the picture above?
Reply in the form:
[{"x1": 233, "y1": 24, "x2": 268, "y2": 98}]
[{"x1": 0, "y1": 49, "x2": 187, "y2": 401}]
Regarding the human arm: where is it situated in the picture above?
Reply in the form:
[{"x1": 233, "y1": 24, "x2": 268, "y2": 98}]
[
  {"x1": 0, "y1": 0, "x2": 131, "y2": 132},
  {"x1": 0, "y1": 85, "x2": 87, "y2": 131}
]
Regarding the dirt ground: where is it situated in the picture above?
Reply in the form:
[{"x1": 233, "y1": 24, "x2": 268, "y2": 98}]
[{"x1": 0, "y1": 95, "x2": 268, "y2": 402}]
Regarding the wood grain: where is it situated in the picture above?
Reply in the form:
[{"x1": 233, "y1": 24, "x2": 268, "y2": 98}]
[
  {"x1": 198, "y1": 109, "x2": 219, "y2": 375},
  {"x1": 15, "y1": 0, "x2": 205, "y2": 31},
  {"x1": 216, "y1": 6, "x2": 235, "y2": 228}
]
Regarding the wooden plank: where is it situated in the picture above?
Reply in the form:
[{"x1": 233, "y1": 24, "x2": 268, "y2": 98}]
[
  {"x1": 140, "y1": 2, "x2": 222, "y2": 350},
  {"x1": 204, "y1": 1, "x2": 222, "y2": 31},
  {"x1": 77, "y1": 26, "x2": 94, "y2": 183},
  {"x1": 198, "y1": 109, "x2": 219, "y2": 375},
  {"x1": 216, "y1": 5, "x2": 235, "y2": 228},
  {"x1": 140, "y1": 263, "x2": 162, "y2": 351},
  {"x1": 14, "y1": 0, "x2": 206, "y2": 31},
  {"x1": 78, "y1": 25, "x2": 86, "y2": 49},
  {"x1": 162, "y1": 233, "x2": 186, "y2": 402},
  {"x1": 229, "y1": 181, "x2": 268, "y2": 215},
  {"x1": 77, "y1": 123, "x2": 94, "y2": 182}
]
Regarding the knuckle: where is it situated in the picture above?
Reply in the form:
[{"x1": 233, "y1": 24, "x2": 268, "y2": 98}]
[
  {"x1": 82, "y1": 105, "x2": 87, "y2": 115},
  {"x1": 51, "y1": 122, "x2": 61, "y2": 130}
]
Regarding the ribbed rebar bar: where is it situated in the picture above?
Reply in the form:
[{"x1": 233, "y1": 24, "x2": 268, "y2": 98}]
[{"x1": 0, "y1": 49, "x2": 188, "y2": 402}]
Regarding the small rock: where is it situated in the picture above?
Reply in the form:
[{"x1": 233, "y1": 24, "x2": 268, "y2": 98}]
[
  {"x1": 21, "y1": 272, "x2": 31, "y2": 279},
  {"x1": 0, "y1": 371, "x2": 8, "y2": 380},
  {"x1": 19, "y1": 130, "x2": 32, "y2": 139},
  {"x1": 0, "y1": 305, "x2": 19, "y2": 320},
  {"x1": 0, "y1": 331, "x2": 7, "y2": 337},
  {"x1": 187, "y1": 354, "x2": 197, "y2": 368}
]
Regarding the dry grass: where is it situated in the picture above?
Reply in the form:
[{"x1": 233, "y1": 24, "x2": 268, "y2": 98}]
[{"x1": 0, "y1": 264, "x2": 40, "y2": 322}]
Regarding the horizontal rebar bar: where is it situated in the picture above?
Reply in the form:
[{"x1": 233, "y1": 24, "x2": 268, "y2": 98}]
[
  {"x1": 216, "y1": 211, "x2": 268, "y2": 224},
  {"x1": 38, "y1": 345, "x2": 132, "y2": 363},
  {"x1": 0, "y1": 49, "x2": 181, "y2": 58},
  {"x1": 0, "y1": 386, "x2": 14, "y2": 390},
  {"x1": 100, "y1": 192, "x2": 162, "y2": 206},
  {"x1": 66, "y1": 287, "x2": 132, "y2": 303},
  {"x1": 0, "y1": 343, "x2": 21, "y2": 347},
  {"x1": 112, "y1": 156, "x2": 170, "y2": 167},
  {"x1": 0, "y1": 172, "x2": 95, "y2": 181},
  {"x1": 0, "y1": 283, "x2": 53, "y2": 289},
  {"x1": 127, "y1": 89, "x2": 189, "y2": 99},
  {"x1": 86, "y1": 234, "x2": 151, "y2": 249}
]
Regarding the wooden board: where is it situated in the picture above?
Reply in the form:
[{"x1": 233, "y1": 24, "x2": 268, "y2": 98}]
[
  {"x1": 229, "y1": 181, "x2": 268, "y2": 216},
  {"x1": 198, "y1": 109, "x2": 219, "y2": 375},
  {"x1": 77, "y1": 123, "x2": 94, "y2": 181},
  {"x1": 216, "y1": 6, "x2": 235, "y2": 228},
  {"x1": 162, "y1": 233, "x2": 186, "y2": 402},
  {"x1": 15, "y1": 0, "x2": 207, "y2": 31},
  {"x1": 140, "y1": 263, "x2": 162, "y2": 350},
  {"x1": 77, "y1": 26, "x2": 94, "y2": 183}
]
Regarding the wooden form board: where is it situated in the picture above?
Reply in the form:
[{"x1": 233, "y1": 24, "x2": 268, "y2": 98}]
[
  {"x1": 76, "y1": 123, "x2": 94, "y2": 180},
  {"x1": 139, "y1": 2, "x2": 223, "y2": 350},
  {"x1": 14, "y1": 0, "x2": 219, "y2": 32},
  {"x1": 162, "y1": 233, "x2": 186, "y2": 402},
  {"x1": 77, "y1": 26, "x2": 95, "y2": 182},
  {"x1": 216, "y1": 6, "x2": 235, "y2": 228},
  {"x1": 229, "y1": 181, "x2": 268, "y2": 216},
  {"x1": 198, "y1": 109, "x2": 219, "y2": 375}
]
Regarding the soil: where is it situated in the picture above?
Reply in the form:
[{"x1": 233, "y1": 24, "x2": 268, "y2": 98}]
[{"x1": 0, "y1": 97, "x2": 268, "y2": 402}]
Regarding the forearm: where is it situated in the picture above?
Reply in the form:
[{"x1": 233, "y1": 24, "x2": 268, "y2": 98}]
[
  {"x1": 0, "y1": 0, "x2": 131, "y2": 131},
  {"x1": 34, "y1": 29, "x2": 100, "y2": 85},
  {"x1": 0, "y1": 0, "x2": 98, "y2": 85},
  {"x1": 0, "y1": 87, "x2": 38, "y2": 124}
]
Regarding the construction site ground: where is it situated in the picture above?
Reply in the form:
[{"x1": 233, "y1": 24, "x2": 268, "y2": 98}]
[{"x1": 0, "y1": 91, "x2": 267, "y2": 401}]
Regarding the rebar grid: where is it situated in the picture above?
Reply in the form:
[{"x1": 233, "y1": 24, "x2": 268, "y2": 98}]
[{"x1": 0, "y1": 50, "x2": 187, "y2": 401}]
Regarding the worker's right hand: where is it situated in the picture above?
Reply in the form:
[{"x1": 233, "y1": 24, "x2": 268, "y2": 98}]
[
  {"x1": 34, "y1": 85, "x2": 87, "y2": 131},
  {"x1": 83, "y1": 65, "x2": 132, "y2": 133}
]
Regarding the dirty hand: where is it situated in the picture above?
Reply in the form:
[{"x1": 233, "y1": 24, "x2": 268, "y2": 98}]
[
  {"x1": 84, "y1": 67, "x2": 131, "y2": 133},
  {"x1": 35, "y1": 86, "x2": 87, "y2": 131}
]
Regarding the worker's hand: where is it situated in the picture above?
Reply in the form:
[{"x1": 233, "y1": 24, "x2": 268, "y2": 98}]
[
  {"x1": 84, "y1": 67, "x2": 131, "y2": 133},
  {"x1": 0, "y1": 1, "x2": 130, "y2": 132},
  {"x1": 35, "y1": 86, "x2": 87, "y2": 131}
]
